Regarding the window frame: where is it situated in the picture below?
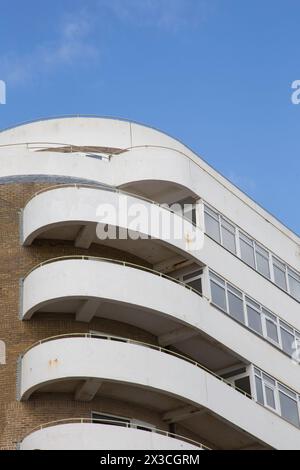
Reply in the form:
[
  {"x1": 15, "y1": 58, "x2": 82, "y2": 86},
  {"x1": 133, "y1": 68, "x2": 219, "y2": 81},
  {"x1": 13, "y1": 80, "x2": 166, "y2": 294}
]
[
  {"x1": 239, "y1": 231, "x2": 256, "y2": 269},
  {"x1": 204, "y1": 203, "x2": 300, "y2": 304},
  {"x1": 252, "y1": 367, "x2": 300, "y2": 427},
  {"x1": 209, "y1": 270, "x2": 300, "y2": 358}
]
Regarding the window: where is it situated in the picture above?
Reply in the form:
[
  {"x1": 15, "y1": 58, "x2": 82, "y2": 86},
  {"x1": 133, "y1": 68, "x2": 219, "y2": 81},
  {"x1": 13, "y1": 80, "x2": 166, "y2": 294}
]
[
  {"x1": 246, "y1": 297, "x2": 263, "y2": 335},
  {"x1": 209, "y1": 271, "x2": 300, "y2": 358},
  {"x1": 210, "y1": 272, "x2": 227, "y2": 311},
  {"x1": 273, "y1": 257, "x2": 287, "y2": 291},
  {"x1": 204, "y1": 204, "x2": 300, "y2": 304},
  {"x1": 255, "y1": 376, "x2": 264, "y2": 405},
  {"x1": 278, "y1": 385, "x2": 300, "y2": 427},
  {"x1": 254, "y1": 369, "x2": 277, "y2": 411},
  {"x1": 227, "y1": 284, "x2": 244, "y2": 324},
  {"x1": 239, "y1": 232, "x2": 256, "y2": 268},
  {"x1": 204, "y1": 206, "x2": 220, "y2": 243},
  {"x1": 254, "y1": 368, "x2": 300, "y2": 427},
  {"x1": 255, "y1": 244, "x2": 270, "y2": 279},
  {"x1": 280, "y1": 321, "x2": 295, "y2": 356},
  {"x1": 262, "y1": 309, "x2": 279, "y2": 344},
  {"x1": 262, "y1": 373, "x2": 276, "y2": 410},
  {"x1": 221, "y1": 218, "x2": 236, "y2": 254},
  {"x1": 288, "y1": 268, "x2": 300, "y2": 301}
]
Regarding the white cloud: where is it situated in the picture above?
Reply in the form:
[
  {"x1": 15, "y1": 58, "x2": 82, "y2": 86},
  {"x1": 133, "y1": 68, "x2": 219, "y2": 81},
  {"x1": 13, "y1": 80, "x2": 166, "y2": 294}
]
[
  {"x1": 0, "y1": 1, "x2": 212, "y2": 85},
  {"x1": 98, "y1": 0, "x2": 210, "y2": 32},
  {"x1": 1, "y1": 10, "x2": 99, "y2": 85}
]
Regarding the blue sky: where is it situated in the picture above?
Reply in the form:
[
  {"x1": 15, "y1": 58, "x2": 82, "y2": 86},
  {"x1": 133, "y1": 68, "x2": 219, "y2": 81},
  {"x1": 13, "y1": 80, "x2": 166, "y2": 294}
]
[{"x1": 0, "y1": 0, "x2": 300, "y2": 234}]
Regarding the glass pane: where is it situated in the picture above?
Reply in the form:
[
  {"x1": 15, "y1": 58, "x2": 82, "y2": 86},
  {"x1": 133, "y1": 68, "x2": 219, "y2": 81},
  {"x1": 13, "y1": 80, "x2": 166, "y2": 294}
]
[
  {"x1": 280, "y1": 320, "x2": 293, "y2": 333},
  {"x1": 221, "y1": 225, "x2": 236, "y2": 254},
  {"x1": 265, "y1": 319, "x2": 279, "y2": 343},
  {"x1": 228, "y1": 284, "x2": 243, "y2": 298},
  {"x1": 262, "y1": 373, "x2": 275, "y2": 386},
  {"x1": 246, "y1": 297, "x2": 260, "y2": 310},
  {"x1": 228, "y1": 291, "x2": 245, "y2": 323},
  {"x1": 280, "y1": 327, "x2": 295, "y2": 356},
  {"x1": 211, "y1": 281, "x2": 227, "y2": 311},
  {"x1": 262, "y1": 308, "x2": 276, "y2": 321},
  {"x1": 209, "y1": 271, "x2": 225, "y2": 286},
  {"x1": 204, "y1": 212, "x2": 220, "y2": 243},
  {"x1": 288, "y1": 272, "x2": 300, "y2": 301},
  {"x1": 265, "y1": 386, "x2": 276, "y2": 409},
  {"x1": 256, "y1": 251, "x2": 270, "y2": 279},
  {"x1": 279, "y1": 392, "x2": 300, "y2": 427},
  {"x1": 255, "y1": 377, "x2": 264, "y2": 405},
  {"x1": 273, "y1": 263, "x2": 287, "y2": 291},
  {"x1": 240, "y1": 236, "x2": 255, "y2": 268},
  {"x1": 278, "y1": 383, "x2": 297, "y2": 400},
  {"x1": 247, "y1": 305, "x2": 263, "y2": 335}
]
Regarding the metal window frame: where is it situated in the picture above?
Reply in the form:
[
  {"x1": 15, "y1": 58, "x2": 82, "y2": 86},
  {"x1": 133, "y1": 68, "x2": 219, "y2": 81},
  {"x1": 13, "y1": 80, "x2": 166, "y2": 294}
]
[
  {"x1": 204, "y1": 202, "x2": 300, "y2": 303},
  {"x1": 208, "y1": 270, "x2": 300, "y2": 358},
  {"x1": 252, "y1": 366, "x2": 300, "y2": 426}
]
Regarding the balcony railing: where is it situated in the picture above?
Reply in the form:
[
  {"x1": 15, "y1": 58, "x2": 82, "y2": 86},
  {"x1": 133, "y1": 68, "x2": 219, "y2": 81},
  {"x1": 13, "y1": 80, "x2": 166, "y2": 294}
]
[
  {"x1": 23, "y1": 182, "x2": 198, "y2": 228},
  {"x1": 21, "y1": 332, "x2": 252, "y2": 401},
  {"x1": 24, "y1": 255, "x2": 209, "y2": 301},
  {"x1": 21, "y1": 418, "x2": 210, "y2": 450}
]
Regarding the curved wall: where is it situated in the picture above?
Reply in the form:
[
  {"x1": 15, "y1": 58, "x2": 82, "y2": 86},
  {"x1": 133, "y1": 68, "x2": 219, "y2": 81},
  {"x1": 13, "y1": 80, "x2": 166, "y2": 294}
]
[
  {"x1": 20, "y1": 423, "x2": 201, "y2": 450},
  {"x1": 22, "y1": 185, "x2": 204, "y2": 261}
]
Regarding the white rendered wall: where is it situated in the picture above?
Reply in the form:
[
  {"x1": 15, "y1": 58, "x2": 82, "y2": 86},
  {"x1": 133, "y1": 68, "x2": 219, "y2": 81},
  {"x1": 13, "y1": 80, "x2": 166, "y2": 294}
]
[
  {"x1": 20, "y1": 423, "x2": 201, "y2": 450},
  {"x1": 22, "y1": 185, "x2": 204, "y2": 258}
]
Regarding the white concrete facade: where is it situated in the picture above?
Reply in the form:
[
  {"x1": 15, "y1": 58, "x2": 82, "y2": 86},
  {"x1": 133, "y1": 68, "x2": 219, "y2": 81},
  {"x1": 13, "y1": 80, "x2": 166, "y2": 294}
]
[
  {"x1": 20, "y1": 423, "x2": 202, "y2": 451},
  {"x1": 0, "y1": 116, "x2": 299, "y2": 449}
]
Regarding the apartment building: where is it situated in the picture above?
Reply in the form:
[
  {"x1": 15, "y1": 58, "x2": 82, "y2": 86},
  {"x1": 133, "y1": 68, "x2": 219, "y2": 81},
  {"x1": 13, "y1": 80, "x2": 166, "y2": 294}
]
[{"x1": 0, "y1": 116, "x2": 299, "y2": 450}]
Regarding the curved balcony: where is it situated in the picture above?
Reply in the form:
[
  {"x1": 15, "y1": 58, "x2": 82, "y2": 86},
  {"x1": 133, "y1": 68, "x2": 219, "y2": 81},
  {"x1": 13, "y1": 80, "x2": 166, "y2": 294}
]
[
  {"x1": 111, "y1": 146, "x2": 199, "y2": 203},
  {"x1": 22, "y1": 256, "x2": 242, "y2": 371},
  {"x1": 20, "y1": 419, "x2": 206, "y2": 450},
  {"x1": 22, "y1": 256, "x2": 300, "y2": 385},
  {"x1": 22, "y1": 185, "x2": 204, "y2": 266},
  {"x1": 0, "y1": 118, "x2": 200, "y2": 198},
  {"x1": 22, "y1": 256, "x2": 205, "y2": 330},
  {"x1": 19, "y1": 334, "x2": 300, "y2": 450}
]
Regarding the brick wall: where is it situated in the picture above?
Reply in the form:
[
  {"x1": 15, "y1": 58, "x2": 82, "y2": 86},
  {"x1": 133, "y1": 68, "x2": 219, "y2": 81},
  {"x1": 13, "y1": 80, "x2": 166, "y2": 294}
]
[{"x1": 0, "y1": 182, "x2": 169, "y2": 449}]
